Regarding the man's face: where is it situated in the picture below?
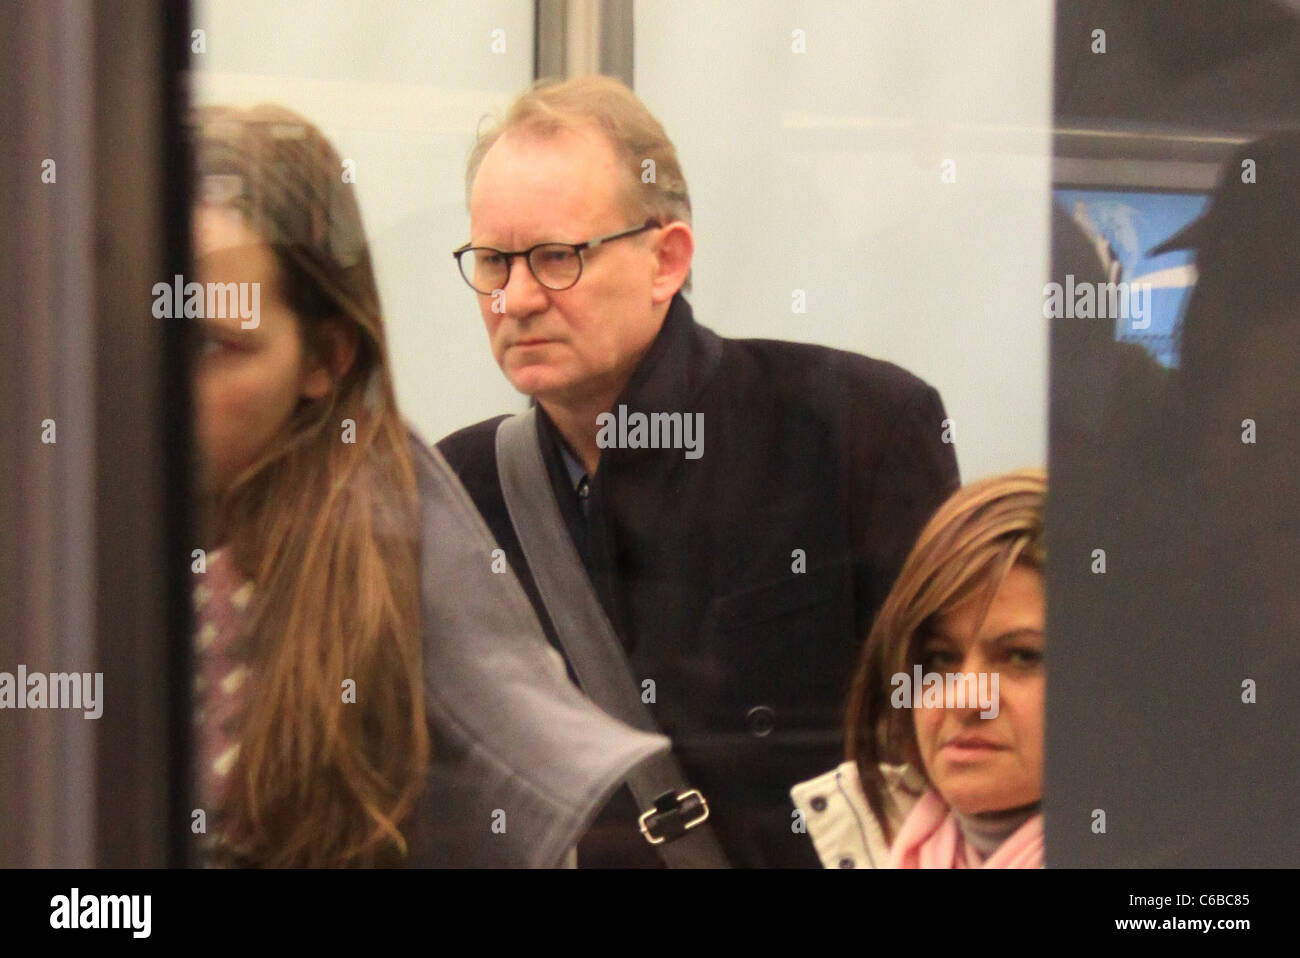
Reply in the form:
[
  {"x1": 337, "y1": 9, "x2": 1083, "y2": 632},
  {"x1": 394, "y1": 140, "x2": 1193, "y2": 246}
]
[{"x1": 467, "y1": 126, "x2": 665, "y2": 408}]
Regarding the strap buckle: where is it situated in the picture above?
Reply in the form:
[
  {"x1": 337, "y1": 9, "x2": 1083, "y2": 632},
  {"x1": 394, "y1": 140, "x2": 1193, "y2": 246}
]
[{"x1": 638, "y1": 789, "x2": 710, "y2": 845}]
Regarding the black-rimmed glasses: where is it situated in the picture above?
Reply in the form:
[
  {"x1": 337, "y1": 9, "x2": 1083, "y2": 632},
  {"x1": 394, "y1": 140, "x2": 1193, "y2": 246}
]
[{"x1": 453, "y1": 219, "x2": 661, "y2": 294}]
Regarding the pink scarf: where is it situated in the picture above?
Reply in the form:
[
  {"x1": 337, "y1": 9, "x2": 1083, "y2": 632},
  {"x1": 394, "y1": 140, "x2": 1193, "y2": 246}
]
[{"x1": 888, "y1": 789, "x2": 1043, "y2": 868}]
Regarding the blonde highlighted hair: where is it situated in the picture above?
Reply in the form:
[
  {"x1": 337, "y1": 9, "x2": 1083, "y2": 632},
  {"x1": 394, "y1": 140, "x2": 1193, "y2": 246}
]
[{"x1": 844, "y1": 468, "x2": 1047, "y2": 845}]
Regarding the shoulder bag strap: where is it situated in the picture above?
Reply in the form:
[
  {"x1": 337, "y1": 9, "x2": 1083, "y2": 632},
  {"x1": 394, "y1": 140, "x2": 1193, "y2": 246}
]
[{"x1": 495, "y1": 408, "x2": 731, "y2": 868}]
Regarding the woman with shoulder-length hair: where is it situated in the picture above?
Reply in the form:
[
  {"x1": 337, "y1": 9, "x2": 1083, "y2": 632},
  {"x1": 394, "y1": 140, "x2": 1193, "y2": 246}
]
[
  {"x1": 791, "y1": 469, "x2": 1047, "y2": 868},
  {"x1": 189, "y1": 103, "x2": 665, "y2": 867}
]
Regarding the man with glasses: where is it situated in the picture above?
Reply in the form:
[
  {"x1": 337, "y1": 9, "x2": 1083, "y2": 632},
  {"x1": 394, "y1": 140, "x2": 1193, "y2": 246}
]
[
  {"x1": 454, "y1": 220, "x2": 661, "y2": 301},
  {"x1": 438, "y1": 75, "x2": 959, "y2": 868}
]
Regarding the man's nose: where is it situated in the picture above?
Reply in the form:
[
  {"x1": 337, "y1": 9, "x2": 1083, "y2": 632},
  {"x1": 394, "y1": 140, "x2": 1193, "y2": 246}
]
[{"x1": 499, "y1": 253, "x2": 550, "y2": 317}]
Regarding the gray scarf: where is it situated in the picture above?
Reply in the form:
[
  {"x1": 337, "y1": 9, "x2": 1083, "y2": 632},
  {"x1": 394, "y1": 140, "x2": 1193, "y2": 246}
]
[{"x1": 952, "y1": 801, "x2": 1042, "y2": 861}]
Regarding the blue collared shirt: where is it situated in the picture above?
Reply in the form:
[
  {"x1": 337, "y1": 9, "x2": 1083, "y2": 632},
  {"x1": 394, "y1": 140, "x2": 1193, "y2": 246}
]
[{"x1": 558, "y1": 441, "x2": 590, "y2": 517}]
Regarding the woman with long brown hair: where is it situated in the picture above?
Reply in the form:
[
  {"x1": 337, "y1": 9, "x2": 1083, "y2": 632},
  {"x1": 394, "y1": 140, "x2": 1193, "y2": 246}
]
[
  {"x1": 189, "y1": 103, "x2": 665, "y2": 867},
  {"x1": 791, "y1": 469, "x2": 1047, "y2": 868}
]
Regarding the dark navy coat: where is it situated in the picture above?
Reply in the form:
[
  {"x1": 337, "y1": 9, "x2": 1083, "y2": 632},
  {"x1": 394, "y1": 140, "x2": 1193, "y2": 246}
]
[{"x1": 438, "y1": 293, "x2": 959, "y2": 867}]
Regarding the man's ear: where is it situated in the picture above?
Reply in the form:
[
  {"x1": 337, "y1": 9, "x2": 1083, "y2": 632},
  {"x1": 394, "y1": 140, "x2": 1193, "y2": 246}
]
[
  {"x1": 301, "y1": 319, "x2": 360, "y2": 400},
  {"x1": 650, "y1": 221, "x2": 694, "y2": 304}
]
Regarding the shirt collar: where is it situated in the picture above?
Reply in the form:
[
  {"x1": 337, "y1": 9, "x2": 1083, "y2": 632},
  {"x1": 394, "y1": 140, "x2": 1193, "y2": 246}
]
[{"x1": 558, "y1": 438, "x2": 587, "y2": 490}]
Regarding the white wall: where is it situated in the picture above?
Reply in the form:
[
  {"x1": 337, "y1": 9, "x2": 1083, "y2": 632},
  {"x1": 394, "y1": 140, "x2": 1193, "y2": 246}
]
[
  {"x1": 635, "y1": 0, "x2": 1054, "y2": 480},
  {"x1": 190, "y1": 0, "x2": 535, "y2": 445}
]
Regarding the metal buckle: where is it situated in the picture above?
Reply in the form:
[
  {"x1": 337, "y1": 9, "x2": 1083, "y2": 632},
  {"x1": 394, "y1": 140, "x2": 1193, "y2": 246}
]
[{"x1": 638, "y1": 789, "x2": 710, "y2": 845}]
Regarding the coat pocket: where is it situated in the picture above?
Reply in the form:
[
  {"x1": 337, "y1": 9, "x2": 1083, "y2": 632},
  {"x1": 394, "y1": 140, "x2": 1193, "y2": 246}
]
[
  {"x1": 698, "y1": 561, "x2": 858, "y2": 735},
  {"x1": 710, "y1": 571, "x2": 840, "y2": 631}
]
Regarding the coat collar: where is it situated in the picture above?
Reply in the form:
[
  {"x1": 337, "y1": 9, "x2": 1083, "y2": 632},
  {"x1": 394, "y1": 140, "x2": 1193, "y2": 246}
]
[
  {"x1": 790, "y1": 761, "x2": 926, "y2": 869},
  {"x1": 537, "y1": 290, "x2": 723, "y2": 468},
  {"x1": 614, "y1": 291, "x2": 723, "y2": 422}
]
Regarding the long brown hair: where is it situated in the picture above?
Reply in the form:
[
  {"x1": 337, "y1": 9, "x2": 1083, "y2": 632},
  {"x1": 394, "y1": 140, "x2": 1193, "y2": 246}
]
[
  {"x1": 844, "y1": 469, "x2": 1046, "y2": 845},
  {"x1": 194, "y1": 104, "x2": 428, "y2": 866}
]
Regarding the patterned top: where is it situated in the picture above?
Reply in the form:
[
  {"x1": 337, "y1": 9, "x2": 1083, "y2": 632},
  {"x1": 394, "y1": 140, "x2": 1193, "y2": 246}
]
[{"x1": 191, "y1": 547, "x2": 254, "y2": 865}]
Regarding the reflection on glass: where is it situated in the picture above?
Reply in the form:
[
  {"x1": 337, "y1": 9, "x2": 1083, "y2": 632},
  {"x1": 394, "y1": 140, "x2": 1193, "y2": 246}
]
[{"x1": 1049, "y1": 130, "x2": 1300, "y2": 865}]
